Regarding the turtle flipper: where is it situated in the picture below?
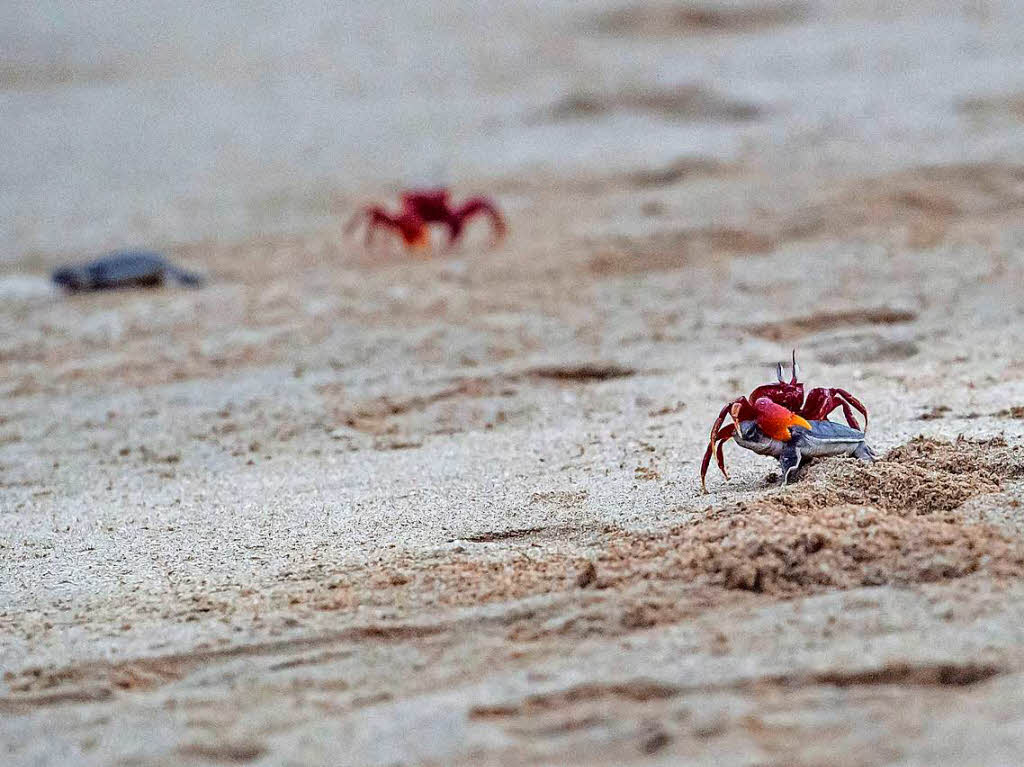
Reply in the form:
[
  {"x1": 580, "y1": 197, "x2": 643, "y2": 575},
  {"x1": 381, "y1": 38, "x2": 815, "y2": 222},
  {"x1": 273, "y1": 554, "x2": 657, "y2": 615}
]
[
  {"x1": 853, "y1": 442, "x2": 876, "y2": 461},
  {"x1": 169, "y1": 267, "x2": 205, "y2": 287},
  {"x1": 778, "y1": 445, "x2": 803, "y2": 486}
]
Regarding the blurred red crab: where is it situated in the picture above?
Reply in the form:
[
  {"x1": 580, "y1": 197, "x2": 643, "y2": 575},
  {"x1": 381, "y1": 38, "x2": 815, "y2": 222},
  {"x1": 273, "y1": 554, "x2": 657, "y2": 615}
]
[{"x1": 347, "y1": 187, "x2": 506, "y2": 252}]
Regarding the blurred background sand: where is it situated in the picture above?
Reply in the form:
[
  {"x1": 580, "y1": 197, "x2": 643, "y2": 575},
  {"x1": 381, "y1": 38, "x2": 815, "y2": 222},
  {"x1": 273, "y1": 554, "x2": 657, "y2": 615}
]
[{"x1": 5, "y1": 1, "x2": 1024, "y2": 765}]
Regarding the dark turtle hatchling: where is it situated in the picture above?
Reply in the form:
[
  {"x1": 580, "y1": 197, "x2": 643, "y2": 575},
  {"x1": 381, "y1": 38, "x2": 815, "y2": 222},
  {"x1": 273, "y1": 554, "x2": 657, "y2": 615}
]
[
  {"x1": 52, "y1": 250, "x2": 204, "y2": 291},
  {"x1": 732, "y1": 416, "x2": 876, "y2": 486}
]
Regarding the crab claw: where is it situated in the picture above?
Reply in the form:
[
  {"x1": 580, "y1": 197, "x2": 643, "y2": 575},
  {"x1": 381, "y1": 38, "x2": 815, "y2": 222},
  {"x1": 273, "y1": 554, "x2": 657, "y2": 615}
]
[
  {"x1": 406, "y1": 227, "x2": 431, "y2": 251},
  {"x1": 790, "y1": 349, "x2": 800, "y2": 384},
  {"x1": 752, "y1": 397, "x2": 811, "y2": 442}
]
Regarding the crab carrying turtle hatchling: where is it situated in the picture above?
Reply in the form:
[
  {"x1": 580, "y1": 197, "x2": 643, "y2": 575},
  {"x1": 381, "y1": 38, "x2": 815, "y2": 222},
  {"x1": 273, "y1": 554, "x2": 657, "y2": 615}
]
[{"x1": 700, "y1": 352, "x2": 873, "y2": 491}]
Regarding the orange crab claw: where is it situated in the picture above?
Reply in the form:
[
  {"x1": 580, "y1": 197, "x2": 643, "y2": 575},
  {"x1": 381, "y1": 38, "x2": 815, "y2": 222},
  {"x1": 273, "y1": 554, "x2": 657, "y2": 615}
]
[
  {"x1": 752, "y1": 398, "x2": 810, "y2": 442},
  {"x1": 405, "y1": 227, "x2": 431, "y2": 252}
]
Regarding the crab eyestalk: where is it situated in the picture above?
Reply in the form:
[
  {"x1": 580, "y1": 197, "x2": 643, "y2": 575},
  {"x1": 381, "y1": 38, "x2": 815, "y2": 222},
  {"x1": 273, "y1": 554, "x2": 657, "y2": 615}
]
[{"x1": 777, "y1": 350, "x2": 800, "y2": 384}]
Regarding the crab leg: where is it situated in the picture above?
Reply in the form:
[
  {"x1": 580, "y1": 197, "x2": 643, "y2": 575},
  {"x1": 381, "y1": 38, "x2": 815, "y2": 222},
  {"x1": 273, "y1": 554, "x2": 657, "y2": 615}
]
[
  {"x1": 834, "y1": 388, "x2": 868, "y2": 431},
  {"x1": 350, "y1": 206, "x2": 403, "y2": 246},
  {"x1": 706, "y1": 399, "x2": 742, "y2": 443},
  {"x1": 700, "y1": 422, "x2": 736, "y2": 493},
  {"x1": 802, "y1": 387, "x2": 869, "y2": 431},
  {"x1": 715, "y1": 428, "x2": 732, "y2": 475},
  {"x1": 452, "y1": 197, "x2": 507, "y2": 245}
]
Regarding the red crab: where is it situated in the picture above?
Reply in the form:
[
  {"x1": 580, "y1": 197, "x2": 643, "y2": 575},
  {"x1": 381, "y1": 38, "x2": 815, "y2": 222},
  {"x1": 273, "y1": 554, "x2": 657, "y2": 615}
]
[
  {"x1": 347, "y1": 187, "x2": 506, "y2": 252},
  {"x1": 700, "y1": 351, "x2": 868, "y2": 492}
]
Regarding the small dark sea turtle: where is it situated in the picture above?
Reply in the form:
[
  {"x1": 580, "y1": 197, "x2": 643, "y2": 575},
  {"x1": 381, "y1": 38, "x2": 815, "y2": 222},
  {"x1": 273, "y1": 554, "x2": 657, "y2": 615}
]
[
  {"x1": 52, "y1": 250, "x2": 204, "y2": 291},
  {"x1": 733, "y1": 416, "x2": 876, "y2": 485}
]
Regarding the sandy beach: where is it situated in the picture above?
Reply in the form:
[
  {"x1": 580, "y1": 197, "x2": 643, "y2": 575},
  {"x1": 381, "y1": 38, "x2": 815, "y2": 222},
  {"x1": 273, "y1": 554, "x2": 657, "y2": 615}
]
[{"x1": 5, "y1": 1, "x2": 1024, "y2": 764}]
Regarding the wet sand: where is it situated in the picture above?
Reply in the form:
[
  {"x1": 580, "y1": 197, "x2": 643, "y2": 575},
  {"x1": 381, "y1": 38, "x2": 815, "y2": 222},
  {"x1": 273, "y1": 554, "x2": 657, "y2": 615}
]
[{"x1": 5, "y1": 1, "x2": 1024, "y2": 764}]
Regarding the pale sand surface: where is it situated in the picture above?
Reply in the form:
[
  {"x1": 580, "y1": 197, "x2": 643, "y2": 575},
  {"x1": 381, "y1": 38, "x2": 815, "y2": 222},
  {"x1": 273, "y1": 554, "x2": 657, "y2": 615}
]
[{"x1": 6, "y1": 1, "x2": 1024, "y2": 765}]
